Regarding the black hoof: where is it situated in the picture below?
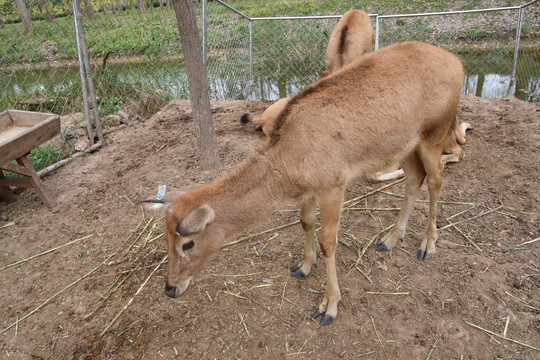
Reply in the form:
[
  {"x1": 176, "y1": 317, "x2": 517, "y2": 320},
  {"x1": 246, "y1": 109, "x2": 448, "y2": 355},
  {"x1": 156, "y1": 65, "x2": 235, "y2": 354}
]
[
  {"x1": 417, "y1": 249, "x2": 425, "y2": 260},
  {"x1": 320, "y1": 315, "x2": 335, "y2": 326},
  {"x1": 423, "y1": 253, "x2": 433, "y2": 262},
  {"x1": 311, "y1": 309, "x2": 324, "y2": 320},
  {"x1": 376, "y1": 243, "x2": 389, "y2": 252},
  {"x1": 291, "y1": 269, "x2": 306, "y2": 278},
  {"x1": 291, "y1": 264, "x2": 301, "y2": 273}
]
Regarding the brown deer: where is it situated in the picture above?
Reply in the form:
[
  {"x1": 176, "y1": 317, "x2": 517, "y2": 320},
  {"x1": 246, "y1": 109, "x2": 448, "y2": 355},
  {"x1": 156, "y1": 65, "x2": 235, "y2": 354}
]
[{"x1": 144, "y1": 41, "x2": 464, "y2": 326}]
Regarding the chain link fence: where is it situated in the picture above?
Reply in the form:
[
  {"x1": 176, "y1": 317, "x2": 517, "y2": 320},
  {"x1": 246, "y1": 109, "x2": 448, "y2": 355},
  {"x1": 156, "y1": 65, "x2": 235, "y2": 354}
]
[
  {"x1": 206, "y1": 0, "x2": 540, "y2": 102},
  {"x1": 1, "y1": 0, "x2": 186, "y2": 121},
  {"x1": 1, "y1": 0, "x2": 538, "y2": 129}
]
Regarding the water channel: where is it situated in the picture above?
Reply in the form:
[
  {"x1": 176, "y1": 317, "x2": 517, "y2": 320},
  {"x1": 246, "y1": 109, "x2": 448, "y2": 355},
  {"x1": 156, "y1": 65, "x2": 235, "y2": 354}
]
[{"x1": 1, "y1": 51, "x2": 538, "y2": 109}]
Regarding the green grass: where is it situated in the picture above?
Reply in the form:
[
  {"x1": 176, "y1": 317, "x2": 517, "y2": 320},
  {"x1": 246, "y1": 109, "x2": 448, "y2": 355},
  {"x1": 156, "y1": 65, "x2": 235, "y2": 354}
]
[
  {"x1": 227, "y1": 0, "x2": 525, "y2": 17},
  {"x1": 28, "y1": 145, "x2": 65, "y2": 172}
]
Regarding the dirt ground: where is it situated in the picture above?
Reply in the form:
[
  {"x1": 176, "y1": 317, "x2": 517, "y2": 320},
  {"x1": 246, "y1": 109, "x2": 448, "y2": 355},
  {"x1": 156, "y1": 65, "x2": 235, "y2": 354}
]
[{"x1": 0, "y1": 96, "x2": 539, "y2": 359}]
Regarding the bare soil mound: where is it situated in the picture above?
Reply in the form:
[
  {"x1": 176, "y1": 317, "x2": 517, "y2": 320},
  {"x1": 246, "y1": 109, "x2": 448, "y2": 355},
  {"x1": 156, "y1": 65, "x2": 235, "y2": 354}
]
[{"x1": 0, "y1": 96, "x2": 539, "y2": 359}]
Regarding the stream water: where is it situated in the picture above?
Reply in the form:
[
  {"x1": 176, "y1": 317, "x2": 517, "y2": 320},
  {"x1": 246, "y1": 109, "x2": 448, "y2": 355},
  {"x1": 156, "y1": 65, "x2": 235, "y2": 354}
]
[{"x1": 1, "y1": 51, "x2": 538, "y2": 105}]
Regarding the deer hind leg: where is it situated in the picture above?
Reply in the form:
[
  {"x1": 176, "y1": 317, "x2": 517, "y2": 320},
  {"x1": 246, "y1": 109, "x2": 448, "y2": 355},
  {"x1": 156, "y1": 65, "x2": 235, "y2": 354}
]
[
  {"x1": 292, "y1": 197, "x2": 318, "y2": 278},
  {"x1": 454, "y1": 118, "x2": 472, "y2": 146},
  {"x1": 311, "y1": 187, "x2": 345, "y2": 326},
  {"x1": 417, "y1": 144, "x2": 444, "y2": 261},
  {"x1": 376, "y1": 152, "x2": 426, "y2": 252},
  {"x1": 442, "y1": 143, "x2": 465, "y2": 165}
]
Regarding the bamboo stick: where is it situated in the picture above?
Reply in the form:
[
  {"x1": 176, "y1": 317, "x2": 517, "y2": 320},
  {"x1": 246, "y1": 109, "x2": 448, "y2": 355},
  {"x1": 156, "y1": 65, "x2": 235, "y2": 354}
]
[
  {"x1": 37, "y1": 142, "x2": 103, "y2": 178},
  {"x1": 425, "y1": 337, "x2": 441, "y2": 360},
  {"x1": 439, "y1": 205, "x2": 503, "y2": 230},
  {"x1": 0, "y1": 221, "x2": 15, "y2": 230},
  {"x1": 371, "y1": 316, "x2": 389, "y2": 359},
  {"x1": 100, "y1": 254, "x2": 167, "y2": 337}
]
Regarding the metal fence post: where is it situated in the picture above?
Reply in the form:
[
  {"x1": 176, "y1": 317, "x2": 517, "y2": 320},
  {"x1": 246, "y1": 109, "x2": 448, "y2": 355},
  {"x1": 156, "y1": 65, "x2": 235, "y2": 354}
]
[
  {"x1": 249, "y1": 19, "x2": 255, "y2": 99},
  {"x1": 72, "y1": 0, "x2": 103, "y2": 144},
  {"x1": 72, "y1": 0, "x2": 93, "y2": 144},
  {"x1": 202, "y1": 0, "x2": 207, "y2": 70},
  {"x1": 374, "y1": 14, "x2": 379, "y2": 50},
  {"x1": 512, "y1": 6, "x2": 524, "y2": 80}
]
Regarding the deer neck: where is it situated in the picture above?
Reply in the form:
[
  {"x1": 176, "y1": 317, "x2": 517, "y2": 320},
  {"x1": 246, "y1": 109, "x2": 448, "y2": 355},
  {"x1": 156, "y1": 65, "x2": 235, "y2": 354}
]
[{"x1": 201, "y1": 153, "x2": 298, "y2": 239}]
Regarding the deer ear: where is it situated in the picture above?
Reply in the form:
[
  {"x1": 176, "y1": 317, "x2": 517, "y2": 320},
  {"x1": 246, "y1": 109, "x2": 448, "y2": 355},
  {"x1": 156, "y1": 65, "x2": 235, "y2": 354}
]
[
  {"x1": 138, "y1": 188, "x2": 185, "y2": 213},
  {"x1": 176, "y1": 205, "x2": 215, "y2": 236}
]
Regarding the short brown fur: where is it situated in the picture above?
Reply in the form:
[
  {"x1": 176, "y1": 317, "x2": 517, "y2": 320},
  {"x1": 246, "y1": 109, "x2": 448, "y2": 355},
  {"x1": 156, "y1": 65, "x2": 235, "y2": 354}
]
[{"x1": 156, "y1": 42, "x2": 464, "y2": 325}]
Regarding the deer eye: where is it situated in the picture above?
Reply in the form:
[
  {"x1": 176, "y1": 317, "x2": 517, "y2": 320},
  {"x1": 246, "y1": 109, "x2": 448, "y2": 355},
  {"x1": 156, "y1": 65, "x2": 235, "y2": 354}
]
[{"x1": 182, "y1": 240, "x2": 194, "y2": 251}]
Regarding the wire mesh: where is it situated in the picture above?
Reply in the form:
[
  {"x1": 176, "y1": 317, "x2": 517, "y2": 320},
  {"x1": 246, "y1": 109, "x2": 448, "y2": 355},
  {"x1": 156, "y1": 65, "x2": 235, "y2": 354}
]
[
  {"x1": 515, "y1": 4, "x2": 540, "y2": 102},
  {"x1": 0, "y1": 0, "x2": 82, "y2": 117},
  {"x1": 1, "y1": 0, "x2": 538, "y2": 123},
  {"x1": 378, "y1": 10, "x2": 522, "y2": 99},
  {"x1": 0, "y1": 0, "x2": 188, "y2": 122},
  {"x1": 249, "y1": 17, "x2": 336, "y2": 100},
  {"x1": 204, "y1": 1, "x2": 251, "y2": 100},
  {"x1": 206, "y1": 1, "x2": 539, "y2": 102}
]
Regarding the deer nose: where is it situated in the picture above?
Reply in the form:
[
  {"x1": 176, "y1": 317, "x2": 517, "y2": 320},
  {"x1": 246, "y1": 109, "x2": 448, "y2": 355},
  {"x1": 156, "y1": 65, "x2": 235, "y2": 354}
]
[{"x1": 165, "y1": 282, "x2": 177, "y2": 298}]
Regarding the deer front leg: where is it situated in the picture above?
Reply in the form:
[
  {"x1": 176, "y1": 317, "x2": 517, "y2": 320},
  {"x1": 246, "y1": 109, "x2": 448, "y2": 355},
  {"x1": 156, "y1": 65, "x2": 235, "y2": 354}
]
[
  {"x1": 311, "y1": 188, "x2": 344, "y2": 326},
  {"x1": 292, "y1": 197, "x2": 317, "y2": 278}
]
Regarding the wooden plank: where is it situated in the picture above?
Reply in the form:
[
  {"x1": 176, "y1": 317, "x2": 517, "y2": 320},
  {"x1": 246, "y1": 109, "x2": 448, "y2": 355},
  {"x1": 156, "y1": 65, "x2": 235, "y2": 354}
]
[
  {"x1": 0, "y1": 171, "x2": 16, "y2": 202},
  {"x1": 16, "y1": 155, "x2": 56, "y2": 208},
  {"x1": 0, "y1": 111, "x2": 14, "y2": 132},
  {"x1": 0, "y1": 161, "x2": 32, "y2": 176},
  {"x1": 8, "y1": 110, "x2": 54, "y2": 127},
  {"x1": 0, "y1": 114, "x2": 60, "y2": 165},
  {"x1": 0, "y1": 176, "x2": 32, "y2": 188}
]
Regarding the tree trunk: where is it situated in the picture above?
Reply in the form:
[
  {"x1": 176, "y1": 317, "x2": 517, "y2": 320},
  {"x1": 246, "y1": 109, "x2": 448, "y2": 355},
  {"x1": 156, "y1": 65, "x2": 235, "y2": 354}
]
[
  {"x1": 39, "y1": 0, "x2": 54, "y2": 22},
  {"x1": 137, "y1": 0, "x2": 147, "y2": 14},
  {"x1": 82, "y1": 0, "x2": 95, "y2": 19},
  {"x1": 14, "y1": 0, "x2": 33, "y2": 33},
  {"x1": 170, "y1": 0, "x2": 221, "y2": 170}
]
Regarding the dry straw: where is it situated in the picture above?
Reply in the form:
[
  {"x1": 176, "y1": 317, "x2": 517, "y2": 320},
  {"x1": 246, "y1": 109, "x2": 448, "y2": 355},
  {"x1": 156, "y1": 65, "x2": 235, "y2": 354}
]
[
  {"x1": 0, "y1": 234, "x2": 94, "y2": 271},
  {"x1": 465, "y1": 321, "x2": 540, "y2": 351}
]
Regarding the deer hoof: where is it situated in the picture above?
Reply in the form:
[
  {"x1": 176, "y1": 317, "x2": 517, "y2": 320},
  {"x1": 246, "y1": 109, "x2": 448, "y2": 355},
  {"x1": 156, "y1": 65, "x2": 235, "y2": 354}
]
[
  {"x1": 376, "y1": 243, "x2": 389, "y2": 252},
  {"x1": 423, "y1": 253, "x2": 434, "y2": 262},
  {"x1": 417, "y1": 249, "x2": 425, "y2": 260},
  {"x1": 291, "y1": 269, "x2": 306, "y2": 278},
  {"x1": 311, "y1": 309, "x2": 324, "y2": 320},
  {"x1": 320, "y1": 315, "x2": 335, "y2": 326}
]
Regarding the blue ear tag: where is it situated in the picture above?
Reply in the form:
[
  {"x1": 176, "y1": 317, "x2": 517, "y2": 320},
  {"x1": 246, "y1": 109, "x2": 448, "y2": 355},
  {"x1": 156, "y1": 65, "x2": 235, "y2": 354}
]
[{"x1": 157, "y1": 185, "x2": 167, "y2": 201}]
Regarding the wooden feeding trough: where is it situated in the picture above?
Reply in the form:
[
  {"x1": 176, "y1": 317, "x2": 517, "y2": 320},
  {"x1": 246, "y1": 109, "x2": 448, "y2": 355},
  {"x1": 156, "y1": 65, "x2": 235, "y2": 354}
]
[{"x1": 0, "y1": 110, "x2": 61, "y2": 208}]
